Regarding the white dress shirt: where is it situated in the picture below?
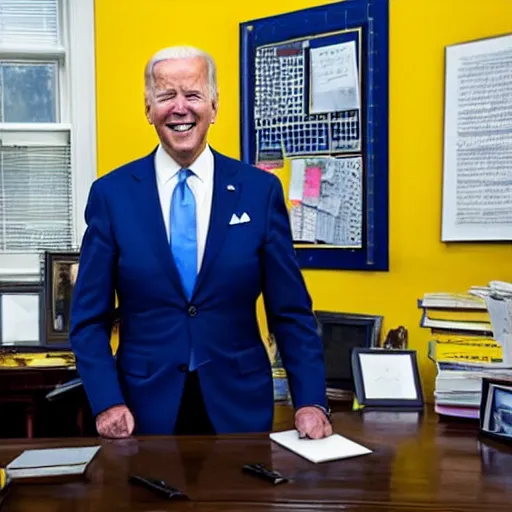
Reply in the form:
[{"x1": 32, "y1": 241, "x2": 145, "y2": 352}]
[{"x1": 154, "y1": 144, "x2": 214, "y2": 272}]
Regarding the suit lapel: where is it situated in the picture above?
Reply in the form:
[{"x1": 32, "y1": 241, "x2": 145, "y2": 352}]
[
  {"x1": 131, "y1": 151, "x2": 186, "y2": 298},
  {"x1": 193, "y1": 150, "x2": 241, "y2": 296}
]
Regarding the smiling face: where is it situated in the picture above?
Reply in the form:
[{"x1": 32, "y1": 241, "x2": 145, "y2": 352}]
[{"x1": 145, "y1": 56, "x2": 218, "y2": 167}]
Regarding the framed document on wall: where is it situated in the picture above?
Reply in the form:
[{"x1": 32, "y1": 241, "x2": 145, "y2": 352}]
[{"x1": 442, "y1": 33, "x2": 512, "y2": 242}]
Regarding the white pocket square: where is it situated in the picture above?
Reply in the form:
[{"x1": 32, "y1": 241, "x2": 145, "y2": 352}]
[
  {"x1": 239, "y1": 212, "x2": 251, "y2": 223},
  {"x1": 229, "y1": 212, "x2": 251, "y2": 225}
]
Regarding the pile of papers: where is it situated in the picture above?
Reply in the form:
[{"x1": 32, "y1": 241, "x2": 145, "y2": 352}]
[{"x1": 419, "y1": 281, "x2": 512, "y2": 419}]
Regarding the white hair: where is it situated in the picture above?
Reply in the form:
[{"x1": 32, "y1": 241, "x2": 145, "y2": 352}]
[{"x1": 144, "y1": 45, "x2": 218, "y2": 101}]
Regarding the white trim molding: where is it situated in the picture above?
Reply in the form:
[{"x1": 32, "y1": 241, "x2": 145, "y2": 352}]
[{"x1": 68, "y1": 0, "x2": 97, "y2": 246}]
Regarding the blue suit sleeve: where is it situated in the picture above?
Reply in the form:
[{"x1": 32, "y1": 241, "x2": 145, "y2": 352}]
[
  {"x1": 261, "y1": 177, "x2": 328, "y2": 410},
  {"x1": 70, "y1": 180, "x2": 125, "y2": 417}
]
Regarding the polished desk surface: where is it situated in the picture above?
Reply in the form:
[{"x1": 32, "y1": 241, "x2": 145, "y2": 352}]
[{"x1": 0, "y1": 405, "x2": 511, "y2": 511}]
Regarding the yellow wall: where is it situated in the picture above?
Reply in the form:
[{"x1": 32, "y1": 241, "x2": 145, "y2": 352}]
[{"x1": 95, "y1": 0, "x2": 512, "y2": 399}]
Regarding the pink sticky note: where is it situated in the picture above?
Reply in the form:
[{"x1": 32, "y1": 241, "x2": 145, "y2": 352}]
[
  {"x1": 255, "y1": 161, "x2": 283, "y2": 173},
  {"x1": 303, "y1": 166, "x2": 322, "y2": 198}
]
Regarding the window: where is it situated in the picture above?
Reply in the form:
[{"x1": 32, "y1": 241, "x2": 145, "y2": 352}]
[{"x1": 0, "y1": 0, "x2": 96, "y2": 280}]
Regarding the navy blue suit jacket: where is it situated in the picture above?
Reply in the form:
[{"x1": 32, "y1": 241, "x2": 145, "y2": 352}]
[{"x1": 70, "y1": 148, "x2": 328, "y2": 434}]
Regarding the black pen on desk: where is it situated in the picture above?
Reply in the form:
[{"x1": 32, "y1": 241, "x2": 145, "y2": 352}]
[{"x1": 128, "y1": 474, "x2": 189, "y2": 500}]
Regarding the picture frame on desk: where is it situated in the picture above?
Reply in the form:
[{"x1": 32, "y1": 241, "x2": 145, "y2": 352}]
[
  {"x1": 479, "y1": 377, "x2": 512, "y2": 446},
  {"x1": 43, "y1": 251, "x2": 80, "y2": 346},
  {"x1": 315, "y1": 311, "x2": 383, "y2": 401},
  {"x1": 0, "y1": 282, "x2": 45, "y2": 347},
  {"x1": 351, "y1": 348, "x2": 424, "y2": 410}
]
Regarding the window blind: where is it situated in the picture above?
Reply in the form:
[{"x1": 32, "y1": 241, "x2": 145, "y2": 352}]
[
  {"x1": 0, "y1": 143, "x2": 73, "y2": 252},
  {"x1": 0, "y1": 0, "x2": 59, "y2": 49}
]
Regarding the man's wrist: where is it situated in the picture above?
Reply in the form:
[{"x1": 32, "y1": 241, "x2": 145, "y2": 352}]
[
  {"x1": 313, "y1": 405, "x2": 332, "y2": 422},
  {"x1": 297, "y1": 404, "x2": 332, "y2": 423}
]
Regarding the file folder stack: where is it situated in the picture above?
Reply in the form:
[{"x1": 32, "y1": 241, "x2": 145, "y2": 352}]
[{"x1": 419, "y1": 282, "x2": 512, "y2": 419}]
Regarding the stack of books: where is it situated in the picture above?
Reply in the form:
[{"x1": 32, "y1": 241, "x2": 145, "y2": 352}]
[{"x1": 419, "y1": 283, "x2": 512, "y2": 419}]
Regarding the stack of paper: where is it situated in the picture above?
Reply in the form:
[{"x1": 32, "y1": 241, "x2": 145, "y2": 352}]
[
  {"x1": 6, "y1": 446, "x2": 100, "y2": 480},
  {"x1": 419, "y1": 281, "x2": 512, "y2": 419}
]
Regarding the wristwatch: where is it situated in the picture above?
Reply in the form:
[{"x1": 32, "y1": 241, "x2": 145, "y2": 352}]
[{"x1": 311, "y1": 404, "x2": 332, "y2": 423}]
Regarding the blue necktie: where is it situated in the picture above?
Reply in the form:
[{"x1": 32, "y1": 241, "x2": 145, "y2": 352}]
[{"x1": 170, "y1": 168, "x2": 198, "y2": 370}]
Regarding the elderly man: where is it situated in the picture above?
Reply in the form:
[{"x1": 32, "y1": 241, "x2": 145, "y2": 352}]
[{"x1": 70, "y1": 45, "x2": 332, "y2": 439}]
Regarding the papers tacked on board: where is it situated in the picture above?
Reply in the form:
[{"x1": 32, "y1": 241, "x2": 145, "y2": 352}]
[
  {"x1": 289, "y1": 156, "x2": 363, "y2": 247},
  {"x1": 310, "y1": 41, "x2": 360, "y2": 113}
]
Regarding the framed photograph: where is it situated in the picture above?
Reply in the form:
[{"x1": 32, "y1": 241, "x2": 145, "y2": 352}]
[
  {"x1": 351, "y1": 348, "x2": 424, "y2": 409},
  {"x1": 480, "y1": 377, "x2": 512, "y2": 445},
  {"x1": 314, "y1": 311, "x2": 383, "y2": 395},
  {"x1": 43, "y1": 251, "x2": 80, "y2": 345},
  {"x1": 0, "y1": 282, "x2": 44, "y2": 347}
]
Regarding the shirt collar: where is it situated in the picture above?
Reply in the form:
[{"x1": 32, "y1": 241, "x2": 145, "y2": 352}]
[{"x1": 155, "y1": 144, "x2": 213, "y2": 186}]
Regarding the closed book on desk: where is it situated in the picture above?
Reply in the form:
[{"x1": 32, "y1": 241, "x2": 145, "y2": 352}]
[{"x1": 6, "y1": 446, "x2": 100, "y2": 481}]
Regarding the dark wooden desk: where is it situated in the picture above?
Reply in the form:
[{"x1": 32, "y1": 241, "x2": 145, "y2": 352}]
[{"x1": 0, "y1": 406, "x2": 511, "y2": 511}]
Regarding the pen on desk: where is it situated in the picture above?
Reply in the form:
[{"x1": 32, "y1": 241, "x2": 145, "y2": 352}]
[
  {"x1": 242, "y1": 464, "x2": 289, "y2": 485},
  {"x1": 128, "y1": 474, "x2": 189, "y2": 500}
]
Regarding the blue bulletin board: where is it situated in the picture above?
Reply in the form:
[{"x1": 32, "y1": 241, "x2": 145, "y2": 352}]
[{"x1": 240, "y1": 0, "x2": 389, "y2": 271}]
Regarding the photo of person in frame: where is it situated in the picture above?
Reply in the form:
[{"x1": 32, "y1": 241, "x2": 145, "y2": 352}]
[
  {"x1": 52, "y1": 261, "x2": 79, "y2": 334},
  {"x1": 490, "y1": 386, "x2": 512, "y2": 436}
]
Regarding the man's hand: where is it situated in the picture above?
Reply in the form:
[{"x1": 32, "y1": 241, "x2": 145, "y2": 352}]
[
  {"x1": 295, "y1": 406, "x2": 332, "y2": 439},
  {"x1": 96, "y1": 405, "x2": 134, "y2": 438}
]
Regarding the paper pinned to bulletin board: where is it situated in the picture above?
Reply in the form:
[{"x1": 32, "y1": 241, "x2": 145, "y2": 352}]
[
  {"x1": 310, "y1": 40, "x2": 360, "y2": 114},
  {"x1": 250, "y1": 29, "x2": 364, "y2": 250},
  {"x1": 288, "y1": 157, "x2": 363, "y2": 247},
  {"x1": 253, "y1": 35, "x2": 361, "y2": 165},
  {"x1": 255, "y1": 161, "x2": 284, "y2": 174}
]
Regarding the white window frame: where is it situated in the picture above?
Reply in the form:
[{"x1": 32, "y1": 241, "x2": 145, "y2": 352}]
[{"x1": 0, "y1": 0, "x2": 96, "y2": 280}]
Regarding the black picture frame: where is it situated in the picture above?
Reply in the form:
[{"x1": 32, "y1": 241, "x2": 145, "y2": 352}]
[
  {"x1": 314, "y1": 310, "x2": 383, "y2": 393},
  {"x1": 479, "y1": 377, "x2": 512, "y2": 447},
  {"x1": 43, "y1": 251, "x2": 80, "y2": 346},
  {"x1": 0, "y1": 282, "x2": 45, "y2": 348},
  {"x1": 351, "y1": 347, "x2": 424, "y2": 410}
]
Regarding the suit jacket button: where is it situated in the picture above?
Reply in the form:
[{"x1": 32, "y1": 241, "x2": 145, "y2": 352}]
[
  {"x1": 188, "y1": 305, "x2": 197, "y2": 317},
  {"x1": 178, "y1": 364, "x2": 188, "y2": 373}
]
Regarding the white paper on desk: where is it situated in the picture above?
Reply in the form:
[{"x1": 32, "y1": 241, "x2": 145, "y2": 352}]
[
  {"x1": 310, "y1": 41, "x2": 360, "y2": 113},
  {"x1": 269, "y1": 430, "x2": 372, "y2": 463},
  {"x1": 1, "y1": 294, "x2": 39, "y2": 343}
]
